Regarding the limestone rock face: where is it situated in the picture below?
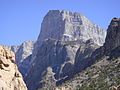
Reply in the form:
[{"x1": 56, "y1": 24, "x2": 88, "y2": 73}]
[
  {"x1": 32, "y1": 10, "x2": 106, "y2": 64},
  {"x1": 74, "y1": 39, "x2": 99, "y2": 73},
  {"x1": 25, "y1": 39, "x2": 98, "y2": 90},
  {"x1": 0, "y1": 46, "x2": 27, "y2": 90},
  {"x1": 15, "y1": 41, "x2": 34, "y2": 65},
  {"x1": 10, "y1": 41, "x2": 34, "y2": 77},
  {"x1": 26, "y1": 39, "x2": 80, "y2": 90},
  {"x1": 37, "y1": 10, "x2": 106, "y2": 46},
  {"x1": 26, "y1": 10, "x2": 106, "y2": 90}
]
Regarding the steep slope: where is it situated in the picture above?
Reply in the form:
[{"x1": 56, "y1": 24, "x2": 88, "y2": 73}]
[
  {"x1": 9, "y1": 41, "x2": 34, "y2": 77},
  {"x1": 32, "y1": 10, "x2": 106, "y2": 64},
  {"x1": 57, "y1": 57, "x2": 120, "y2": 90},
  {"x1": 56, "y1": 18, "x2": 120, "y2": 90},
  {"x1": 26, "y1": 39, "x2": 98, "y2": 90},
  {"x1": 25, "y1": 10, "x2": 106, "y2": 90},
  {"x1": 0, "y1": 46, "x2": 27, "y2": 90},
  {"x1": 19, "y1": 54, "x2": 32, "y2": 78},
  {"x1": 15, "y1": 41, "x2": 34, "y2": 65}
]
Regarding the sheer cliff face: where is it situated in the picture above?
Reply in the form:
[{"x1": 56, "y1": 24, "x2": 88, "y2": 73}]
[
  {"x1": 32, "y1": 10, "x2": 106, "y2": 65},
  {"x1": 0, "y1": 46, "x2": 27, "y2": 90},
  {"x1": 15, "y1": 41, "x2": 34, "y2": 65},
  {"x1": 37, "y1": 10, "x2": 106, "y2": 46},
  {"x1": 26, "y1": 10, "x2": 106, "y2": 90}
]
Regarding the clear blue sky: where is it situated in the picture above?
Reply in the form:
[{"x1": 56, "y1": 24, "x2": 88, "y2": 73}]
[{"x1": 0, "y1": 0, "x2": 120, "y2": 45}]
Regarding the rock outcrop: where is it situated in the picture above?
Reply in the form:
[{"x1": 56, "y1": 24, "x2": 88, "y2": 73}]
[
  {"x1": 18, "y1": 54, "x2": 32, "y2": 78},
  {"x1": 15, "y1": 41, "x2": 34, "y2": 65},
  {"x1": 0, "y1": 46, "x2": 27, "y2": 90},
  {"x1": 10, "y1": 45, "x2": 20, "y2": 53},
  {"x1": 74, "y1": 39, "x2": 99, "y2": 73},
  {"x1": 1, "y1": 41, "x2": 34, "y2": 78},
  {"x1": 25, "y1": 10, "x2": 106, "y2": 90},
  {"x1": 104, "y1": 18, "x2": 120, "y2": 54},
  {"x1": 110, "y1": 85, "x2": 120, "y2": 90},
  {"x1": 36, "y1": 10, "x2": 106, "y2": 46},
  {"x1": 26, "y1": 39, "x2": 99, "y2": 90},
  {"x1": 26, "y1": 39, "x2": 80, "y2": 90},
  {"x1": 32, "y1": 10, "x2": 106, "y2": 65},
  {"x1": 9, "y1": 41, "x2": 34, "y2": 77},
  {"x1": 56, "y1": 18, "x2": 120, "y2": 90}
]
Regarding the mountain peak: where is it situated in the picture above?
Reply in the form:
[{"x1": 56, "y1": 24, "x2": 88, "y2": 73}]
[
  {"x1": 26, "y1": 10, "x2": 107, "y2": 90},
  {"x1": 110, "y1": 17, "x2": 120, "y2": 27},
  {"x1": 104, "y1": 18, "x2": 120, "y2": 53},
  {"x1": 48, "y1": 10, "x2": 81, "y2": 15},
  {"x1": 37, "y1": 10, "x2": 106, "y2": 46}
]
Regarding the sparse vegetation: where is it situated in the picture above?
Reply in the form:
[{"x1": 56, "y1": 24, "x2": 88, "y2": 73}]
[{"x1": 57, "y1": 58, "x2": 120, "y2": 90}]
